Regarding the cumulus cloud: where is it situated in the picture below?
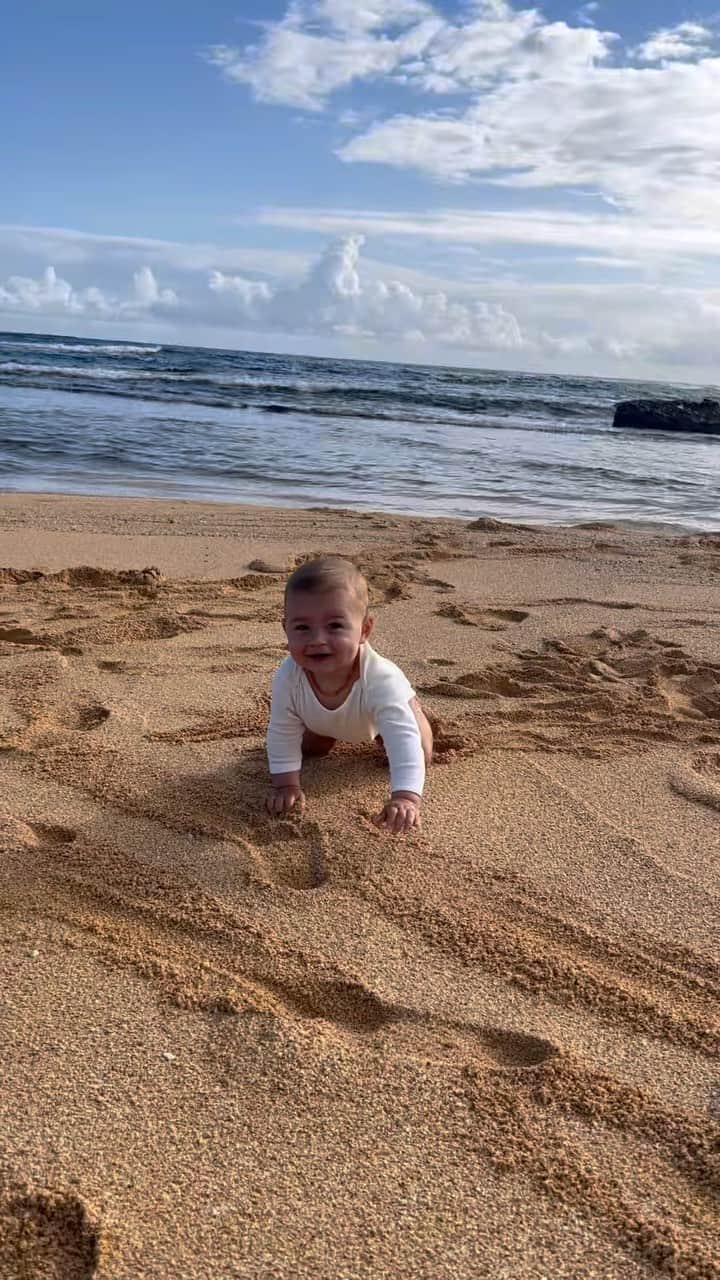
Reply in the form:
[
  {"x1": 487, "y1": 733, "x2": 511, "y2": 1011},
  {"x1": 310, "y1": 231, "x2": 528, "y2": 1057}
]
[
  {"x1": 0, "y1": 237, "x2": 521, "y2": 353},
  {"x1": 208, "y1": 271, "x2": 272, "y2": 306},
  {"x1": 0, "y1": 264, "x2": 177, "y2": 318},
  {"x1": 208, "y1": 235, "x2": 524, "y2": 350},
  {"x1": 130, "y1": 266, "x2": 178, "y2": 309},
  {"x1": 3, "y1": 234, "x2": 720, "y2": 375},
  {"x1": 636, "y1": 22, "x2": 713, "y2": 63}
]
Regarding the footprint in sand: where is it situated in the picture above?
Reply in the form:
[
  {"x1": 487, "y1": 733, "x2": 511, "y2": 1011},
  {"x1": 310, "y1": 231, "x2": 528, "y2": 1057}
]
[
  {"x1": 0, "y1": 816, "x2": 43, "y2": 863},
  {"x1": 0, "y1": 1189, "x2": 100, "y2": 1280},
  {"x1": 0, "y1": 702, "x2": 111, "y2": 753},
  {"x1": 60, "y1": 611, "x2": 209, "y2": 649},
  {"x1": 69, "y1": 705, "x2": 112, "y2": 732},
  {"x1": 0, "y1": 625, "x2": 49, "y2": 648},
  {"x1": 283, "y1": 978, "x2": 558, "y2": 1069},
  {"x1": 245, "y1": 819, "x2": 330, "y2": 891},
  {"x1": 421, "y1": 671, "x2": 529, "y2": 700},
  {"x1": 670, "y1": 752, "x2": 720, "y2": 813},
  {"x1": 0, "y1": 819, "x2": 78, "y2": 897},
  {"x1": 221, "y1": 975, "x2": 558, "y2": 1070},
  {"x1": 422, "y1": 576, "x2": 456, "y2": 594},
  {"x1": 435, "y1": 603, "x2": 530, "y2": 630},
  {"x1": 28, "y1": 822, "x2": 78, "y2": 845}
]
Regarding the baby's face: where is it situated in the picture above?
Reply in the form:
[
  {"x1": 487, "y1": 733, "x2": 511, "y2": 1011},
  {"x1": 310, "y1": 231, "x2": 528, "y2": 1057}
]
[{"x1": 284, "y1": 586, "x2": 372, "y2": 676}]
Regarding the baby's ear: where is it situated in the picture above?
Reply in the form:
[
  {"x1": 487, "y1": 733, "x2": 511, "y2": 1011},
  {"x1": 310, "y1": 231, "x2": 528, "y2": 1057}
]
[{"x1": 361, "y1": 613, "x2": 375, "y2": 642}]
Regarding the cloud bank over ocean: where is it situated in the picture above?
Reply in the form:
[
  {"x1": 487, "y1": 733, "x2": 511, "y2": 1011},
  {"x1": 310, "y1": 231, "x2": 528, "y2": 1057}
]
[{"x1": 3, "y1": 1, "x2": 720, "y2": 379}]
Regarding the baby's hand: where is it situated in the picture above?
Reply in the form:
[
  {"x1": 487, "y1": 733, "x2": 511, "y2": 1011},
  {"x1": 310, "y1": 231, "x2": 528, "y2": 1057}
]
[
  {"x1": 266, "y1": 784, "x2": 306, "y2": 817},
  {"x1": 372, "y1": 792, "x2": 421, "y2": 835}
]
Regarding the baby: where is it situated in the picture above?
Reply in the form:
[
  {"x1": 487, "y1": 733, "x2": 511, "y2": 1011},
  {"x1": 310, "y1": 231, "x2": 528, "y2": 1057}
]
[{"x1": 265, "y1": 556, "x2": 433, "y2": 833}]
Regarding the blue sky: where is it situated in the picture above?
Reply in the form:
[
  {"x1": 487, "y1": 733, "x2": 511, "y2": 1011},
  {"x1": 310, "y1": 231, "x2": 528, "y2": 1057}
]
[{"x1": 2, "y1": 1, "x2": 720, "y2": 378}]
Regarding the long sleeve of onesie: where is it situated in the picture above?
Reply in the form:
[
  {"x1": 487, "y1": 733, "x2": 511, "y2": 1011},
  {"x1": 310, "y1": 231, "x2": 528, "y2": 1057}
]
[
  {"x1": 370, "y1": 679, "x2": 425, "y2": 797},
  {"x1": 266, "y1": 662, "x2": 305, "y2": 776}
]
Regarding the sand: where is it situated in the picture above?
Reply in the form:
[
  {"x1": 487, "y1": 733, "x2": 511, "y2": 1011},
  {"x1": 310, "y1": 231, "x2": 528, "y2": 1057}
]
[{"x1": 0, "y1": 491, "x2": 719, "y2": 1279}]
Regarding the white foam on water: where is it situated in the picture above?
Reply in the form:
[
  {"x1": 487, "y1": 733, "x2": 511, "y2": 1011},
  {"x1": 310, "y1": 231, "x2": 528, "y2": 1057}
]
[{"x1": 1, "y1": 341, "x2": 161, "y2": 355}]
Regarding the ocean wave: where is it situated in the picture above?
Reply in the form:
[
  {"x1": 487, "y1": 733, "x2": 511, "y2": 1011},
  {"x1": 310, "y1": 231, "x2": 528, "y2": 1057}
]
[
  {"x1": 0, "y1": 363, "x2": 613, "y2": 436},
  {"x1": 0, "y1": 361, "x2": 604, "y2": 420},
  {"x1": 1, "y1": 341, "x2": 161, "y2": 356},
  {"x1": 0, "y1": 361, "x2": 160, "y2": 379}
]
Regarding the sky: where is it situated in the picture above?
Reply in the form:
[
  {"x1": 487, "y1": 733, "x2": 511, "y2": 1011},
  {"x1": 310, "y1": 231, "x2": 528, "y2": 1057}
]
[{"x1": 2, "y1": 0, "x2": 720, "y2": 380}]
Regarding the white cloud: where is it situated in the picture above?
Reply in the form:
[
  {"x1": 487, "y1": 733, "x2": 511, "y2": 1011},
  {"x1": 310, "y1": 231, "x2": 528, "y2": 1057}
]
[
  {"x1": 3, "y1": 234, "x2": 720, "y2": 378},
  {"x1": 210, "y1": 2, "x2": 720, "y2": 221},
  {"x1": 0, "y1": 265, "x2": 177, "y2": 318},
  {"x1": 314, "y1": 0, "x2": 432, "y2": 33},
  {"x1": 208, "y1": 234, "x2": 525, "y2": 349},
  {"x1": 254, "y1": 205, "x2": 720, "y2": 265},
  {"x1": 636, "y1": 22, "x2": 713, "y2": 63},
  {"x1": 209, "y1": 0, "x2": 612, "y2": 107},
  {"x1": 0, "y1": 237, "x2": 523, "y2": 354},
  {"x1": 206, "y1": 1, "x2": 442, "y2": 111},
  {"x1": 476, "y1": 275, "x2": 720, "y2": 373},
  {"x1": 340, "y1": 58, "x2": 720, "y2": 218},
  {"x1": 576, "y1": 2, "x2": 599, "y2": 27},
  {"x1": 0, "y1": 266, "x2": 107, "y2": 316},
  {"x1": 408, "y1": 6, "x2": 613, "y2": 94},
  {"x1": 0, "y1": 223, "x2": 312, "y2": 279},
  {"x1": 208, "y1": 271, "x2": 272, "y2": 306},
  {"x1": 207, "y1": 34, "x2": 396, "y2": 111},
  {"x1": 130, "y1": 266, "x2": 178, "y2": 308}
]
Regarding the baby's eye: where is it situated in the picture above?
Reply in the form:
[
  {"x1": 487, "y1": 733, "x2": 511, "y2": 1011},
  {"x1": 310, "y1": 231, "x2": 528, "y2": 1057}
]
[
  {"x1": 329, "y1": 622, "x2": 346, "y2": 629},
  {"x1": 293, "y1": 624, "x2": 309, "y2": 632}
]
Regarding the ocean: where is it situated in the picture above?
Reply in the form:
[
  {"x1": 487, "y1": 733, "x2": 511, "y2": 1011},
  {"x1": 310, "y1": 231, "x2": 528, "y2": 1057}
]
[{"x1": 1, "y1": 330, "x2": 718, "y2": 528}]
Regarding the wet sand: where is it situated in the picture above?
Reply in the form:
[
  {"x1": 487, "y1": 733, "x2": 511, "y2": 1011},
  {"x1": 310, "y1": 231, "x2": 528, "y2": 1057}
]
[{"x1": 0, "y1": 492, "x2": 719, "y2": 1279}]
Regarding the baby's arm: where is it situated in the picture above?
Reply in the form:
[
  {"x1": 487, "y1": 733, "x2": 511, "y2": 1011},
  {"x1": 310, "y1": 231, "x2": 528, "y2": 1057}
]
[
  {"x1": 266, "y1": 667, "x2": 305, "y2": 815},
  {"x1": 372, "y1": 695, "x2": 426, "y2": 834}
]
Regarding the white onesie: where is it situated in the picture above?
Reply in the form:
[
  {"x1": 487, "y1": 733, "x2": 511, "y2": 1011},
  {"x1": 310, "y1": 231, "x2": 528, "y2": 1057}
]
[{"x1": 266, "y1": 643, "x2": 425, "y2": 795}]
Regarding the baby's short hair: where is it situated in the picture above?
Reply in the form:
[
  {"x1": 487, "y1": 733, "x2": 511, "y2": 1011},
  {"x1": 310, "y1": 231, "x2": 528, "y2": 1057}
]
[{"x1": 284, "y1": 556, "x2": 369, "y2": 615}]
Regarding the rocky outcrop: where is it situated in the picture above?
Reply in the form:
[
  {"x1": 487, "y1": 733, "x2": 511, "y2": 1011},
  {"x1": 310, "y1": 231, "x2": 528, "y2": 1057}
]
[{"x1": 614, "y1": 398, "x2": 720, "y2": 434}]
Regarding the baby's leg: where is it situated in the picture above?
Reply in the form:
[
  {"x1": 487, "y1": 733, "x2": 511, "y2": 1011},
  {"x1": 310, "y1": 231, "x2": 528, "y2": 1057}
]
[{"x1": 302, "y1": 728, "x2": 336, "y2": 757}]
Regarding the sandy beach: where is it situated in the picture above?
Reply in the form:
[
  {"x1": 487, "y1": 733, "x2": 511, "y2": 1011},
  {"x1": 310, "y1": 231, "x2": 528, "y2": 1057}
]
[{"x1": 1, "y1": 491, "x2": 719, "y2": 1279}]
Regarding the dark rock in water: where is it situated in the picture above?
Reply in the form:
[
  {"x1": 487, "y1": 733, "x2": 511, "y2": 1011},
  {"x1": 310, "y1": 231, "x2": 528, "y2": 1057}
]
[{"x1": 614, "y1": 398, "x2": 720, "y2": 434}]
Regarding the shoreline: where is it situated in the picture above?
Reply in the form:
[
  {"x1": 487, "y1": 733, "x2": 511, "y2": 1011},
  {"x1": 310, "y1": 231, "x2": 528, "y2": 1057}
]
[
  {"x1": 2, "y1": 492, "x2": 719, "y2": 1277},
  {"x1": 0, "y1": 486, "x2": 711, "y2": 542}
]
